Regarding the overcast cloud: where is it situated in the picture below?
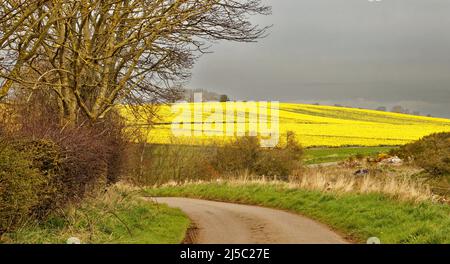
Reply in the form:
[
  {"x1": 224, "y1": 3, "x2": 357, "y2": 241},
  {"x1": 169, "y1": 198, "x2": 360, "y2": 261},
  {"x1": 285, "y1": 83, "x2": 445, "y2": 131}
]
[{"x1": 188, "y1": 0, "x2": 450, "y2": 117}]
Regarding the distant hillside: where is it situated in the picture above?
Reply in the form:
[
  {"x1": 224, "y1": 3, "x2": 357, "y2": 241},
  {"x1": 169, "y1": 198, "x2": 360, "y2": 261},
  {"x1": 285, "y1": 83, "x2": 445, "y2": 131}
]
[{"x1": 275, "y1": 103, "x2": 450, "y2": 146}]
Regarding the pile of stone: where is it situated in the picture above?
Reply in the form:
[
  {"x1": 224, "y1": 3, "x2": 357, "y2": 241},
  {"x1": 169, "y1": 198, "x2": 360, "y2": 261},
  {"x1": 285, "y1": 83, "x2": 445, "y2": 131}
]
[{"x1": 379, "y1": 156, "x2": 403, "y2": 166}]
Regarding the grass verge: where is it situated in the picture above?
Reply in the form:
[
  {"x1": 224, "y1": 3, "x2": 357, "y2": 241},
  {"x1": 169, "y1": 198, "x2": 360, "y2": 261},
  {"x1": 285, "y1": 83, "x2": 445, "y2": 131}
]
[
  {"x1": 2, "y1": 185, "x2": 190, "y2": 244},
  {"x1": 145, "y1": 181, "x2": 450, "y2": 244}
]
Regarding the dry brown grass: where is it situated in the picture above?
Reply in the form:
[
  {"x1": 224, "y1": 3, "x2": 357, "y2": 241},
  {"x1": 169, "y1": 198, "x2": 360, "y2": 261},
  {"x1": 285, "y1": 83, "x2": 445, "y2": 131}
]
[
  {"x1": 290, "y1": 165, "x2": 435, "y2": 202},
  {"x1": 162, "y1": 164, "x2": 439, "y2": 203}
]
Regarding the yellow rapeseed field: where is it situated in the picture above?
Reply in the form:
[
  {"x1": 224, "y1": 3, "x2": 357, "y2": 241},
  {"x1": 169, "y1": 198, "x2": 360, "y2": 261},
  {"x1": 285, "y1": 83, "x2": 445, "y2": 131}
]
[{"x1": 121, "y1": 103, "x2": 450, "y2": 147}]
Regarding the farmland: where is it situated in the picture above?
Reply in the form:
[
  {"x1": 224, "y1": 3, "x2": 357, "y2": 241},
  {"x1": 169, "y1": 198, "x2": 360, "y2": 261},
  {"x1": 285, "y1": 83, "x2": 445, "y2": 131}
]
[{"x1": 121, "y1": 103, "x2": 450, "y2": 147}]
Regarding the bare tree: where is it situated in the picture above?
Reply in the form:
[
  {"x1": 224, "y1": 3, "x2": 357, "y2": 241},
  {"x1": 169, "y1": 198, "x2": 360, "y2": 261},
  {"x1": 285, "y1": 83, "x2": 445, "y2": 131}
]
[
  {"x1": 0, "y1": 1, "x2": 56, "y2": 100},
  {"x1": 0, "y1": 0, "x2": 270, "y2": 125}
]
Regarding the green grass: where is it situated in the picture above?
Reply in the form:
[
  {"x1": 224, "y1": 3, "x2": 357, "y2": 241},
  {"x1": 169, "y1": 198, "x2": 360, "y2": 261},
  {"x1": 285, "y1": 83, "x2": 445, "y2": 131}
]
[
  {"x1": 304, "y1": 146, "x2": 395, "y2": 165},
  {"x1": 3, "y1": 185, "x2": 190, "y2": 244},
  {"x1": 145, "y1": 182, "x2": 450, "y2": 244}
]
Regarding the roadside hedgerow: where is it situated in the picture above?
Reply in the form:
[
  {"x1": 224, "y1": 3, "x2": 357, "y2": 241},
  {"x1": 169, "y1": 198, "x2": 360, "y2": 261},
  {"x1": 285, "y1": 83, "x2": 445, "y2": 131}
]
[
  {"x1": 0, "y1": 142, "x2": 47, "y2": 234},
  {"x1": 0, "y1": 99, "x2": 129, "y2": 236}
]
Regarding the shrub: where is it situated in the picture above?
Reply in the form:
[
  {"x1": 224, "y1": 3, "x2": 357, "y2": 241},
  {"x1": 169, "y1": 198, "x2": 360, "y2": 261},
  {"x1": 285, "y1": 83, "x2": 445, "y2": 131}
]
[
  {"x1": 0, "y1": 100, "x2": 128, "y2": 235},
  {"x1": 212, "y1": 132, "x2": 304, "y2": 178},
  {"x1": 254, "y1": 132, "x2": 303, "y2": 179},
  {"x1": 9, "y1": 139, "x2": 63, "y2": 217},
  {"x1": 0, "y1": 142, "x2": 47, "y2": 234},
  {"x1": 393, "y1": 132, "x2": 450, "y2": 177},
  {"x1": 19, "y1": 102, "x2": 127, "y2": 188},
  {"x1": 212, "y1": 136, "x2": 261, "y2": 174},
  {"x1": 127, "y1": 132, "x2": 304, "y2": 185},
  {"x1": 54, "y1": 126, "x2": 111, "y2": 200},
  {"x1": 0, "y1": 135, "x2": 108, "y2": 235},
  {"x1": 254, "y1": 149, "x2": 293, "y2": 177}
]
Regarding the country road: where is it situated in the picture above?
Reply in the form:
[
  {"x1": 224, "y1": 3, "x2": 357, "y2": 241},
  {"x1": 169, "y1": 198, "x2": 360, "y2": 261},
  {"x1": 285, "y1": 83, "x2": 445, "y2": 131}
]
[{"x1": 155, "y1": 197, "x2": 348, "y2": 244}]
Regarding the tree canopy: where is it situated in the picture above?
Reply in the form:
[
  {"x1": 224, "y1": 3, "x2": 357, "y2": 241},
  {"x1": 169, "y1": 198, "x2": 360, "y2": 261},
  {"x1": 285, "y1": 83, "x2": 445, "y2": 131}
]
[{"x1": 0, "y1": 0, "x2": 270, "y2": 124}]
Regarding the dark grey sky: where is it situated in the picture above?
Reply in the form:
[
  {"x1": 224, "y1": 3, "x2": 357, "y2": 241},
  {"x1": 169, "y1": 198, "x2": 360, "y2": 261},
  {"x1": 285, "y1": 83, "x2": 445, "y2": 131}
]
[{"x1": 188, "y1": 0, "x2": 450, "y2": 117}]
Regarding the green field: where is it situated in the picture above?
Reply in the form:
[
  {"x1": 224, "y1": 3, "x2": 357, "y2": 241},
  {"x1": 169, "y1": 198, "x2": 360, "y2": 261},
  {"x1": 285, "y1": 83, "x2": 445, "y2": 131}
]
[
  {"x1": 304, "y1": 146, "x2": 395, "y2": 165},
  {"x1": 146, "y1": 182, "x2": 450, "y2": 244}
]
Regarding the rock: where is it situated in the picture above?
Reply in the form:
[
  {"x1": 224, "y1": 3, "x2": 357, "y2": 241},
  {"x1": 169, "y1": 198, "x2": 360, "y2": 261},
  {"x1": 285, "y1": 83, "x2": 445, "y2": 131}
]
[
  {"x1": 67, "y1": 237, "x2": 81, "y2": 244},
  {"x1": 367, "y1": 237, "x2": 381, "y2": 244},
  {"x1": 380, "y1": 156, "x2": 403, "y2": 165}
]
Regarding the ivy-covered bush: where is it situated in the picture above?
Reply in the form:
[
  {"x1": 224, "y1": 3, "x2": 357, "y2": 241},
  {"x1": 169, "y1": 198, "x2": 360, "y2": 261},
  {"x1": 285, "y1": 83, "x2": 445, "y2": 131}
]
[{"x1": 0, "y1": 142, "x2": 47, "y2": 234}]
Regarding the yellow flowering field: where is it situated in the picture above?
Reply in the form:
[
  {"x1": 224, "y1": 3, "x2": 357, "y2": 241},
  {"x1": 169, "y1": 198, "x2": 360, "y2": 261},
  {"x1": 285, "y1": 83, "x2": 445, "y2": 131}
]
[{"x1": 121, "y1": 103, "x2": 450, "y2": 147}]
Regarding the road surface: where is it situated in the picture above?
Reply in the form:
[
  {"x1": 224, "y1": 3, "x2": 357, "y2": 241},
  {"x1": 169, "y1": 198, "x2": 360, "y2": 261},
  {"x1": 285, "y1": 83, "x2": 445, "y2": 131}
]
[{"x1": 155, "y1": 197, "x2": 348, "y2": 244}]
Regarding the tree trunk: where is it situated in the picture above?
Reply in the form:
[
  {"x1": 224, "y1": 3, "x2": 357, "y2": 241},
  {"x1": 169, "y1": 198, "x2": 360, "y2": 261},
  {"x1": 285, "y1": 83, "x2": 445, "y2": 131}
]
[{"x1": 61, "y1": 90, "x2": 78, "y2": 127}]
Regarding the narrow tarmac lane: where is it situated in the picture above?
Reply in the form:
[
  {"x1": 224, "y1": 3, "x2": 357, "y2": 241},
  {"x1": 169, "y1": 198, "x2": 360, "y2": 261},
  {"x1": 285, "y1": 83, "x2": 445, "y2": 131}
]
[{"x1": 155, "y1": 197, "x2": 348, "y2": 244}]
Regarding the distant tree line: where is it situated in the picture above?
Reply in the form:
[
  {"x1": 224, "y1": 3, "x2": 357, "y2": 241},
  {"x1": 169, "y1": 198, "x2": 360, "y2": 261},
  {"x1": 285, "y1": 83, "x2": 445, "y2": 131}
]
[
  {"x1": 183, "y1": 88, "x2": 230, "y2": 102},
  {"x1": 376, "y1": 105, "x2": 426, "y2": 116}
]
